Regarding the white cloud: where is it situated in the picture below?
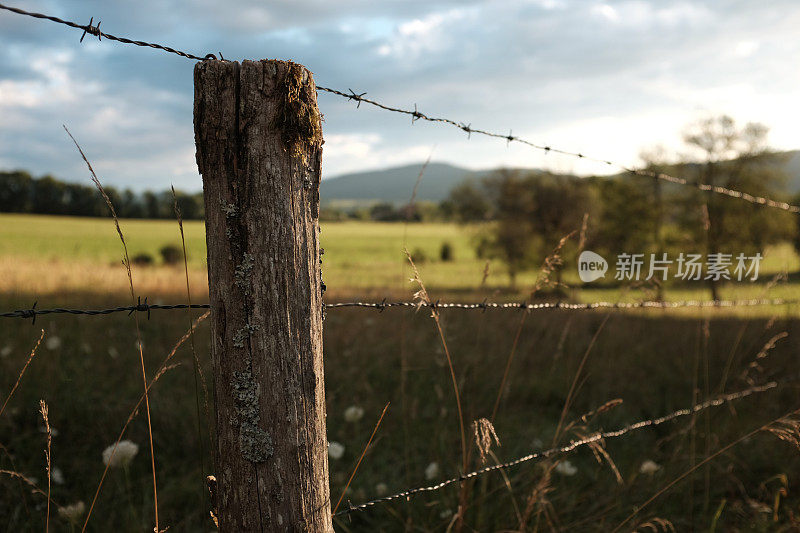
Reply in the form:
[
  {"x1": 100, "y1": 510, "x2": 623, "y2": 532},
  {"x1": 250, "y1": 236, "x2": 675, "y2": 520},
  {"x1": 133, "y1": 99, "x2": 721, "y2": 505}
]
[
  {"x1": 322, "y1": 133, "x2": 435, "y2": 177},
  {"x1": 734, "y1": 40, "x2": 760, "y2": 57},
  {"x1": 1, "y1": 0, "x2": 800, "y2": 191},
  {"x1": 593, "y1": 4, "x2": 620, "y2": 22},
  {"x1": 375, "y1": 8, "x2": 475, "y2": 58},
  {"x1": 0, "y1": 49, "x2": 96, "y2": 109}
]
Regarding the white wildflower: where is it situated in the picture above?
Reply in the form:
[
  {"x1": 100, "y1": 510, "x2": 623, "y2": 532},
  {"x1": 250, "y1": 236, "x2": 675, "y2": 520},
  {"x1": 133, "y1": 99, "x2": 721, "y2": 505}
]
[
  {"x1": 108, "y1": 346, "x2": 118, "y2": 359},
  {"x1": 0, "y1": 345, "x2": 12, "y2": 357},
  {"x1": 343, "y1": 405, "x2": 364, "y2": 423},
  {"x1": 102, "y1": 440, "x2": 139, "y2": 468},
  {"x1": 58, "y1": 501, "x2": 85, "y2": 522},
  {"x1": 46, "y1": 336, "x2": 61, "y2": 351},
  {"x1": 424, "y1": 462, "x2": 439, "y2": 480},
  {"x1": 328, "y1": 441, "x2": 345, "y2": 460},
  {"x1": 51, "y1": 467, "x2": 64, "y2": 485},
  {"x1": 639, "y1": 459, "x2": 661, "y2": 475},
  {"x1": 375, "y1": 482, "x2": 388, "y2": 496},
  {"x1": 555, "y1": 460, "x2": 577, "y2": 476}
]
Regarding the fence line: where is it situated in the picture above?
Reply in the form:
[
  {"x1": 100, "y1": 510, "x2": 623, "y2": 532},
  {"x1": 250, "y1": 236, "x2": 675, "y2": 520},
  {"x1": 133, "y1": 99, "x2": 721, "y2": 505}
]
[
  {"x1": 2, "y1": 2, "x2": 799, "y2": 214},
  {"x1": 3, "y1": 2, "x2": 800, "y2": 526},
  {"x1": 335, "y1": 377, "x2": 788, "y2": 517},
  {"x1": 1, "y1": 297, "x2": 797, "y2": 322}
]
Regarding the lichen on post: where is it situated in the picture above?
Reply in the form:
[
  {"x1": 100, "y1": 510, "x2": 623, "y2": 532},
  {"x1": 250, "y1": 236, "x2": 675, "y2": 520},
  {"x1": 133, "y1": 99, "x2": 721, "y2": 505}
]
[{"x1": 194, "y1": 59, "x2": 331, "y2": 532}]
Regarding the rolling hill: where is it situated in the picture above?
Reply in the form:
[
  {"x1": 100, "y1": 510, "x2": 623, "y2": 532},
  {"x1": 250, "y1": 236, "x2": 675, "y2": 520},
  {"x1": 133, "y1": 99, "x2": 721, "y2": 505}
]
[
  {"x1": 320, "y1": 162, "x2": 492, "y2": 204},
  {"x1": 321, "y1": 151, "x2": 800, "y2": 205}
]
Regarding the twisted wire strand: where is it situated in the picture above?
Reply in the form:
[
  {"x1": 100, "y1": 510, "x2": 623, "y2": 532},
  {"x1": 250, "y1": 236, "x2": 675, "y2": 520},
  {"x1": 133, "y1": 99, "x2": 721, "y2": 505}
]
[
  {"x1": 1, "y1": 298, "x2": 796, "y2": 322},
  {"x1": 335, "y1": 378, "x2": 788, "y2": 516},
  {"x1": 0, "y1": 2, "x2": 210, "y2": 60}
]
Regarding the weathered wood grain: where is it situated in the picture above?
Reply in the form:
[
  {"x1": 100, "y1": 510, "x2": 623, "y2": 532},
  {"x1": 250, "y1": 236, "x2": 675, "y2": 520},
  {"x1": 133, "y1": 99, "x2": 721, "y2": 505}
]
[{"x1": 194, "y1": 59, "x2": 331, "y2": 532}]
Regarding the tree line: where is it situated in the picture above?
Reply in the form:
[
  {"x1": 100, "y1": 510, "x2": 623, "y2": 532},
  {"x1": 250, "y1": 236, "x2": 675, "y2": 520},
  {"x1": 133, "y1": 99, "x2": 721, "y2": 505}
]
[
  {"x1": 2, "y1": 115, "x2": 798, "y2": 298},
  {"x1": 0, "y1": 170, "x2": 205, "y2": 219}
]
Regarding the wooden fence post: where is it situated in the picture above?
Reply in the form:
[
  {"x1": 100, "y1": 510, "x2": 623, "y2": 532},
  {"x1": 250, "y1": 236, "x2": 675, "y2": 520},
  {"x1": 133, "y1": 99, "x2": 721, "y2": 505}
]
[{"x1": 194, "y1": 59, "x2": 332, "y2": 532}]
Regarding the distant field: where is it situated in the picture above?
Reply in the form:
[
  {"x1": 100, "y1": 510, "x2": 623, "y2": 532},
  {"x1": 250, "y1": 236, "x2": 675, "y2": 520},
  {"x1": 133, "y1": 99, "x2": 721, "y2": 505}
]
[{"x1": 1, "y1": 213, "x2": 799, "y2": 315}]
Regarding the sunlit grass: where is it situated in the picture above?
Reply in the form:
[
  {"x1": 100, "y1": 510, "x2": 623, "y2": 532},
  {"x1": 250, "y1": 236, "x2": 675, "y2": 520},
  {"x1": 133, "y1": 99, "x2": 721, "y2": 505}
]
[{"x1": 0, "y1": 214, "x2": 798, "y2": 318}]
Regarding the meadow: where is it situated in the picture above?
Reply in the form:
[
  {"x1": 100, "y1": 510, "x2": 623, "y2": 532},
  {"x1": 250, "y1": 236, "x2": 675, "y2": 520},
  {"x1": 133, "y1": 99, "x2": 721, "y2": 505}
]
[
  {"x1": 2, "y1": 213, "x2": 800, "y2": 531},
  {"x1": 1, "y1": 213, "x2": 798, "y2": 307}
]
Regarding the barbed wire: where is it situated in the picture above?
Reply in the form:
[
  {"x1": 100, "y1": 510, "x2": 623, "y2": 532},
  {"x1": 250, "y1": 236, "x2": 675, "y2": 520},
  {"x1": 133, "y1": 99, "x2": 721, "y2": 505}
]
[
  {"x1": 0, "y1": 2, "x2": 212, "y2": 61},
  {"x1": 317, "y1": 86, "x2": 800, "y2": 214},
  {"x1": 1, "y1": 297, "x2": 796, "y2": 323},
  {"x1": 2, "y1": 2, "x2": 799, "y2": 214},
  {"x1": 0, "y1": 299, "x2": 208, "y2": 323},
  {"x1": 326, "y1": 297, "x2": 799, "y2": 311},
  {"x1": 335, "y1": 377, "x2": 789, "y2": 517}
]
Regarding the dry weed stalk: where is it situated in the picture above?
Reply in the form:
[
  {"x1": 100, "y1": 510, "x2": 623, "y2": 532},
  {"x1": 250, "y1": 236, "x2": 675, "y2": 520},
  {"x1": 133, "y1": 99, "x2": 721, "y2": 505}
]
[
  {"x1": 718, "y1": 271, "x2": 787, "y2": 393},
  {"x1": 0, "y1": 442, "x2": 31, "y2": 515},
  {"x1": 0, "y1": 330, "x2": 44, "y2": 419},
  {"x1": 39, "y1": 399, "x2": 51, "y2": 532},
  {"x1": 613, "y1": 406, "x2": 800, "y2": 532},
  {"x1": 766, "y1": 414, "x2": 800, "y2": 449},
  {"x1": 472, "y1": 418, "x2": 500, "y2": 466},
  {"x1": 333, "y1": 402, "x2": 391, "y2": 514},
  {"x1": 407, "y1": 250, "x2": 466, "y2": 464},
  {"x1": 633, "y1": 517, "x2": 676, "y2": 532},
  {"x1": 558, "y1": 399, "x2": 625, "y2": 485},
  {"x1": 491, "y1": 231, "x2": 577, "y2": 422},
  {"x1": 740, "y1": 332, "x2": 789, "y2": 385},
  {"x1": 64, "y1": 126, "x2": 160, "y2": 532},
  {"x1": 579, "y1": 398, "x2": 624, "y2": 425},
  {"x1": 399, "y1": 154, "x2": 432, "y2": 530},
  {"x1": 484, "y1": 449, "x2": 523, "y2": 525},
  {"x1": 518, "y1": 461, "x2": 557, "y2": 532},
  {"x1": 552, "y1": 314, "x2": 611, "y2": 446},
  {"x1": 0, "y1": 470, "x2": 63, "y2": 515},
  {"x1": 406, "y1": 250, "x2": 469, "y2": 527},
  {"x1": 82, "y1": 311, "x2": 209, "y2": 531},
  {"x1": 172, "y1": 186, "x2": 211, "y2": 528}
]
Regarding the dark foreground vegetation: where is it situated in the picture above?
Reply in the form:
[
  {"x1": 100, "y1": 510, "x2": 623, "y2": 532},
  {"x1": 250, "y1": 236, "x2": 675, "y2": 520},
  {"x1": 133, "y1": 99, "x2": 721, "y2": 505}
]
[{"x1": 1, "y1": 290, "x2": 799, "y2": 531}]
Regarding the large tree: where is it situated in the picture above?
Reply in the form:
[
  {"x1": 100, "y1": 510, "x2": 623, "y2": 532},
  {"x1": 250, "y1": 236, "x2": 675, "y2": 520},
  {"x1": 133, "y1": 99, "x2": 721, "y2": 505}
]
[
  {"x1": 469, "y1": 170, "x2": 596, "y2": 287},
  {"x1": 679, "y1": 115, "x2": 794, "y2": 299}
]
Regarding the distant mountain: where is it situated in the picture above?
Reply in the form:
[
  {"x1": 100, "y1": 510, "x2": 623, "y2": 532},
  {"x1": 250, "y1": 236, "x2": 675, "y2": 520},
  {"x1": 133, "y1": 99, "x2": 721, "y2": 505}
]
[
  {"x1": 320, "y1": 163, "x2": 494, "y2": 204},
  {"x1": 321, "y1": 151, "x2": 800, "y2": 205}
]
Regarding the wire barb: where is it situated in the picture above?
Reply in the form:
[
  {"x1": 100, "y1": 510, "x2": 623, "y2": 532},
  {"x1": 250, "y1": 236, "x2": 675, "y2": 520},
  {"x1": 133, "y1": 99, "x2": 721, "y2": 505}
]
[{"x1": 79, "y1": 16, "x2": 101, "y2": 43}]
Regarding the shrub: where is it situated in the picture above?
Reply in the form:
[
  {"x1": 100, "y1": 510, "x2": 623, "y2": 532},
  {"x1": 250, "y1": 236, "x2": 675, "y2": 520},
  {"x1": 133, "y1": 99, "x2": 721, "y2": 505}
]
[
  {"x1": 131, "y1": 253, "x2": 154, "y2": 266},
  {"x1": 439, "y1": 242, "x2": 454, "y2": 262},
  {"x1": 410, "y1": 247, "x2": 428, "y2": 264},
  {"x1": 160, "y1": 244, "x2": 183, "y2": 265}
]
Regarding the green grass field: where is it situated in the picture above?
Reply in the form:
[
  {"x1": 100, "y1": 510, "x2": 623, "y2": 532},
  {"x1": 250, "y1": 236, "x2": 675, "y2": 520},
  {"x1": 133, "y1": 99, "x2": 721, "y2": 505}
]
[
  {"x1": 2, "y1": 213, "x2": 800, "y2": 531},
  {"x1": 1, "y1": 213, "x2": 798, "y2": 307}
]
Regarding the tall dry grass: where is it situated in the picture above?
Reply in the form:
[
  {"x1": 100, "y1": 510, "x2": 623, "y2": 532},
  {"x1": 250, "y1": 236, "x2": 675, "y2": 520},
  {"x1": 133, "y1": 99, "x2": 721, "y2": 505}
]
[{"x1": 65, "y1": 127, "x2": 160, "y2": 532}]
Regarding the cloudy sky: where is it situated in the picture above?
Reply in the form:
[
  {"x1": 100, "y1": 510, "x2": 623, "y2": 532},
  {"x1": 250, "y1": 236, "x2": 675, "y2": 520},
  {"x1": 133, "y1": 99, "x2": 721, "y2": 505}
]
[{"x1": 1, "y1": 0, "x2": 799, "y2": 191}]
